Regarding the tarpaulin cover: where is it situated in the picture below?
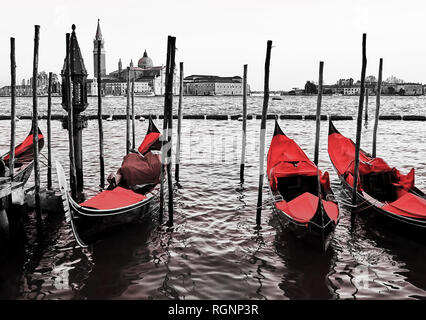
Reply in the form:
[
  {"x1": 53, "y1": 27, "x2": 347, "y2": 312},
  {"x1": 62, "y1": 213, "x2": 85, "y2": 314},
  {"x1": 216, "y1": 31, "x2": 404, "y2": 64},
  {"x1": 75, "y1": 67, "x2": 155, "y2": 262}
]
[
  {"x1": 138, "y1": 118, "x2": 161, "y2": 155},
  {"x1": 80, "y1": 186, "x2": 146, "y2": 210},
  {"x1": 2, "y1": 127, "x2": 44, "y2": 165},
  {"x1": 267, "y1": 126, "x2": 317, "y2": 187},
  {"x1": 267, "y1": 122, "x2": 331, "y2": 192},
  {"x1": 275, "y1": 192, "x2": 339, "y2": 224},
  {"x1": 275, "y1": 192, "x2": 319, "y2": 223},
  {"x1": 382, "y1": 192, "x2": 426, "y2": 219},
  {"x1": 119, "y1": 152, "x2": 161, "y2": 188},
  {"x1": 328, "y1": 122, "x2": 414, "y2": 190}
]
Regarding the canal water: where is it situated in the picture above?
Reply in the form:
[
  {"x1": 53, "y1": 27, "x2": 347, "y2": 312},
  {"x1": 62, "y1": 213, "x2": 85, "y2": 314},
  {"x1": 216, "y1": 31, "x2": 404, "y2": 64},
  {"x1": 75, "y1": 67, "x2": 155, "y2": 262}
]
[{"x1": 0, "y1": 95, "x2": 425, "y2": 300}]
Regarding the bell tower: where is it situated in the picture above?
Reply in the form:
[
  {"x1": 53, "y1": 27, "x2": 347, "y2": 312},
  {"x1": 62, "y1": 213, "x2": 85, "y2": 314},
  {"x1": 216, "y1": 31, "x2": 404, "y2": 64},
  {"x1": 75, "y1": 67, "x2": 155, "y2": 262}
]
[{"x1": 93, "y1": 19, "x2": 106, "y2": 77}]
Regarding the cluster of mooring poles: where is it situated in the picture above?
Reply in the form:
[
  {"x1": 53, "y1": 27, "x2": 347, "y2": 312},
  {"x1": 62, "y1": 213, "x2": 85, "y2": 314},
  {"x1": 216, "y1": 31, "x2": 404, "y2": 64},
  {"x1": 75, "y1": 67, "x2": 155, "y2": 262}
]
[{"x1": 1, "y1": 26, "x2": 60, "y2": 239}]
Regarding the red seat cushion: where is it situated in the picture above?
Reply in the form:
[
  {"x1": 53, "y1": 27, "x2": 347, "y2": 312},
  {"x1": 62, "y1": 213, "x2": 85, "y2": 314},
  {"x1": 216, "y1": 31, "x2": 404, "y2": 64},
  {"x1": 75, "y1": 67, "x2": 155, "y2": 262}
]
[
  {"x1": 275, "y1": 192, "x2": 319, "y2": 223},
  {"x1": 80, "y1": 187, "x2": 147, "y2": 210},
  {"x1": 382, "y1": 192, "x2": 426, "y2": 219},
  {"x1": 322, "y1": 200, "x2": 339, "y2": 223}
]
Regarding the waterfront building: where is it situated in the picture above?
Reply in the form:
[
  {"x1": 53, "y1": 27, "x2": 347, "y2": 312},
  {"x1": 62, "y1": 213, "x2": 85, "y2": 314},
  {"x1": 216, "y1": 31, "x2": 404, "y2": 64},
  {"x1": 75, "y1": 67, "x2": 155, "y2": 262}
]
[
  {"x1": 395, "y1": 83, "x2": 423, "y2": 95},
  {"x1": 0, "y1": 72, "x2": 61, "y2": 96},
  {"x1": 183, "y1": 75, "x2": 249, "y2": 96},
  {"x1": 87, "y1": 20, "x2": 179, "y2": 96}
]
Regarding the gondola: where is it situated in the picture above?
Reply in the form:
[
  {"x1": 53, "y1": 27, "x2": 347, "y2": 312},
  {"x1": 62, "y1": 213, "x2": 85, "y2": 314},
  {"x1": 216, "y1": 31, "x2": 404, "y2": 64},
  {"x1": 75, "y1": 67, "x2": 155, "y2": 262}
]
[
  {"x1": 328, "y1": 120, "x2": 426, "y2": 228},
  {"x1": 56, "y1": 118, "x2": 164, "y2": 247},
  {"x1": 1, "y1": 126, "x2": 44, "y2": 186},
  {"x1": 0, "y1": 126, "x2": 44, "y2": 205},
  {"x1": 267, "y1": 121, "x2": 340, "y2": 251}
]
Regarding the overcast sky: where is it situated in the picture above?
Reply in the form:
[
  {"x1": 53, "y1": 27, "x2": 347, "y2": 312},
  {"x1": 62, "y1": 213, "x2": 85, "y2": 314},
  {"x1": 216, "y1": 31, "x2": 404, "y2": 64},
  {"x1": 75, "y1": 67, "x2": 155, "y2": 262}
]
[{"x1": 0, "y1": 0, "x2": 425, "y2": 90}]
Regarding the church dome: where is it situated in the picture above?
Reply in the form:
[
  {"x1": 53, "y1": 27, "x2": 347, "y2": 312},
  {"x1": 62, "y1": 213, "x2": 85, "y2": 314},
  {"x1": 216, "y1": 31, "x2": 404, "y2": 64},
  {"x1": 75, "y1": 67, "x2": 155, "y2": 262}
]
[{"x1": 138, "y1": 50, "x2": 153, "y2": 69}]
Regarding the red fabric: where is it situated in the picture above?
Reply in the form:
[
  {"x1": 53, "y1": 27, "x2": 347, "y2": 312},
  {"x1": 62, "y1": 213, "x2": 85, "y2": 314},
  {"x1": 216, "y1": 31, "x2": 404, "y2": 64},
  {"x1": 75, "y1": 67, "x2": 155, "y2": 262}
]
[
  {"x1": 80, "y1": 186, "x2": 147, "y2": 210},
  {"x1": 275, "y1": 192, "x2": 339, "y2": 224},
  {"x1": 138, "y1": 132, "x2": 161, "y2": 154},
  {"x1": 322, "y1": 200, "x2": 339, "y2": 223},
  {"x1": 267, "y1": 133, "x2": 319, "y2": 191},
  {"x1": 3, "y1": 129, "x2": 44, "y2": 163},
  {"x1": 320, "y1": 171, "x2": 331, "y2": 191},
  {"x1": 119, "y1": 152, "x2": 161, "y2": 187},
  {"x1": 382, "y1": 192, "x2": 426, "y2": 219},
  {"x1": 276, "y1": 192, "x2": 318, "y2": 223},
  {"x1": 328, "y1": 131, "x2": 414, "y2": 191},
  {"x1": 328, "y1": 132, "x2": 376, "y2": 176},
  {"x1": 393, "y1": 168, "x2": 415, "y2": 190}
]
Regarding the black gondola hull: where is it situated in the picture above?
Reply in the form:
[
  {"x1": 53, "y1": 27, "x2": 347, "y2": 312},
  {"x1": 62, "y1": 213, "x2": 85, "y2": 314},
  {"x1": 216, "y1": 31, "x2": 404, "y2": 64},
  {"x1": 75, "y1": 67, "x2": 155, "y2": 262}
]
[{"x1": 70, "y1": 193, "x2": 160, "y2": 245}]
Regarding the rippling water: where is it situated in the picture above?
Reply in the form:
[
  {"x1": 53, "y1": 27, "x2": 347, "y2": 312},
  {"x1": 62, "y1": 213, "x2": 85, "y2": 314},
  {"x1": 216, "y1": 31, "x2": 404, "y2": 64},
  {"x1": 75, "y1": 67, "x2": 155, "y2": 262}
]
[{"x1": 0, "y1": 96, "x2": 425, "y2": 300}]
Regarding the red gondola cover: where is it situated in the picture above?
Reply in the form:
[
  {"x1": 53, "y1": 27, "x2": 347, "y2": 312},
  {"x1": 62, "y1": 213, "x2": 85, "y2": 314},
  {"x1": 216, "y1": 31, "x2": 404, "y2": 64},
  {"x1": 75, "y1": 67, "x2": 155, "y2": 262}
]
[
  {"x1": 116, "y1": 118, "x2": 162, "y2": 188},
  {"x1": 80, "y1": 186, "x2": 147, "y2": 210},
  {"x1": 267, "y1": 122, "x2": 330, "y2": 192},
  {"x1": 382, "y1": 193, "x2": 426, "y2": 218},
  {"x1": 119, "y1": 152, "x2": 161, "y2": 187},
  {"x1": 2, "y1": 126, "x2": 44, "y2": 164},
  {"x1": 328, "y1": 121, "x2": 415, "y2": 190},
  {"x1": 138, "y1": 117, "x2": 161, "y2": 155}
]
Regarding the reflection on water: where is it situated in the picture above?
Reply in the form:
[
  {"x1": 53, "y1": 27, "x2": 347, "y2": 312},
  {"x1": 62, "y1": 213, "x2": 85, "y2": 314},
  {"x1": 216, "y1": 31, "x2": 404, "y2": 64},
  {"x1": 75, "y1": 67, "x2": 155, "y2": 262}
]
[{"x1": 0, "y1": 96, "x2": 425, "y2": 300}]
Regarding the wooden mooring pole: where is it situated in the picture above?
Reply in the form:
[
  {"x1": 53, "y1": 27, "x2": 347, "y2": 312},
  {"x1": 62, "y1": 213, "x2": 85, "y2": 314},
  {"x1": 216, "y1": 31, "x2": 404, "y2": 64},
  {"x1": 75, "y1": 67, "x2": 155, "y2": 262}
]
[
  {"x1": 240, "y1": 64, "x2": 248, "y2": 183},
  {"x1": 314, "y1": 61, "x2": 324, "y2": 166},
  {"x1": 365, "y1": 88, "x2": 369, "y2": 122},
  {"x1": 126, "y1": 67, "x2": 131, "y2": 154},
  {"x1": 9, "y1": 38, "x2": 16, "y2": 183},
  {"x1": 352, "y1": 33, "x2": 367, "y2": 205},
  {"x1": 131, "y1": 78, "x2": 135, "y2": 150},
  {"x1": 47, "y1": 72, "x2": 52, "y2": 190},
  {"x1": 32, "y1": 25, "x2": 42, "y2": 231},
  {"x1": 256, "y1": 40, "x2": 272, "y2": 226},
  {"x1": 66, "y1": 33, "x2": 77, "y2": 199},
  {"x1": 159, "y1": 38, "x2": 171, "y2": 223},
  {"x1": 175, "y1": 62, "x2": 183, "y2": 183},
  {"x1": 372, "y1": 58, "x2": 383, "y2": 158},
  {"x1": 97, "y1": 40, "x2": 105, "y2": 189},
  {"x1": 166, "y1": 36, "x2": 176, "y2": 225}
]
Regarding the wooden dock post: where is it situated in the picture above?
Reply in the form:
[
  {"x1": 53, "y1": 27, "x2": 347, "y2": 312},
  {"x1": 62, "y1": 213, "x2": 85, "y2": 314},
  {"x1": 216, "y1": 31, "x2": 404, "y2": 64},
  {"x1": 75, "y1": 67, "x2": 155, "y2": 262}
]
[
  {"x1": 9, "y1": 38, "x2": 16, "y2": 182},
  {"x1": 256, "y1": 40, "x2": 272, "y2": 226},
  {"x1": 66, "y1": 33, "x2": 77, "y2": 199},
  {"x1": 314, "y1": 61, "x2": 324, "y2": 165},
  {"x1": 32, "y1": 25, "x2": 42, "y2": 230},
  {"x1": 352, "y1": 33, "x2": 367, "y2": 205},
  {"x1": 126, "y1": 67, "x2": 131, "y2": 154},
  {"x1": 97, "y1": 40, "x2": 105, "y2": 189},
  {"x1": 47, "y1": 72, "x2": 52, "y2": 190},
  {"x1": 372, "y1": 58, "x2": 383, "y2": 158},
  {"x1": 166, "y1": 36, "x2": 176, "y2": 225},
  {"x1": 175, "y1": 62, "x2": 183, "y2": 183},
  {"x1": 240, "y1": 64, "x2": 248, "y2": 183},
  {"x1": 365, "y1": 88, "x2": 369, "y2": 122},
  {"x1": 131, "y1": 78, "x2": 135, "y2": 150}
]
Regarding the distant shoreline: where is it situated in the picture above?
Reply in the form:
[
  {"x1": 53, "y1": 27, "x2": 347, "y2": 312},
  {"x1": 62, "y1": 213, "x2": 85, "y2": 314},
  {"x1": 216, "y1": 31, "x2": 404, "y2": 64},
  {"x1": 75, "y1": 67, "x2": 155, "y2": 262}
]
[{"x1": 0, "y1": 94, "x2": 424, "y2": 98}]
